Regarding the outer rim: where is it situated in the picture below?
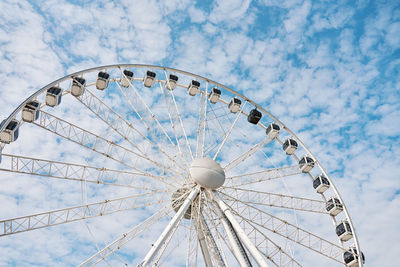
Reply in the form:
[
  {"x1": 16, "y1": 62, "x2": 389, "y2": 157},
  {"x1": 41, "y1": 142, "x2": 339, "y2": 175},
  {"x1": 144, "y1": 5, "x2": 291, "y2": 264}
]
[{"x1": 0, "y1": 63, "x2": 362, "y2": 265}]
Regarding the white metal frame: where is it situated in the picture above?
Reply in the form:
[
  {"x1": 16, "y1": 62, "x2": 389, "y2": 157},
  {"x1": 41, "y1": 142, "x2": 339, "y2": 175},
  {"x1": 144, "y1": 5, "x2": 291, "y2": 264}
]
[{"x1": 0, "y1": 64, "x2": 363, "y2": 266}]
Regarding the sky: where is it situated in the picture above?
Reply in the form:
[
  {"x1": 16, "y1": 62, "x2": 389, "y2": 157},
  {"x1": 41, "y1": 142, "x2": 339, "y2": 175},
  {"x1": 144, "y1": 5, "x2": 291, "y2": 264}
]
[{"x1": 0, "y1": 0, "x2": 399, "y2": 266}]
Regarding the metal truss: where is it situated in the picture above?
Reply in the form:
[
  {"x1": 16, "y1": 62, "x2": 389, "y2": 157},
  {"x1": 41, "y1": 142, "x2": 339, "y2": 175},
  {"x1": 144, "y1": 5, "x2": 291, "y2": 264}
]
[
  {"x1": 0, "y1": 193, "x2": 165, "y2": 236},
  {"x1": 213, "y1": 200, "x2": 253, "y2": 267},
  {"x1": 33, "y1": 110, "x2": 181, "y2": 187},
  {"x1": 195, "y1": 214, "x2": 226, "y2": 267},
  {"x1": 220, "y1": 188, "x2": 327, "y2": 214},
  {"x1": 204, "y1": 192, "x2": 301, "y2": 267},
  {"x1": 0, "y1": 153, "x2": 167, "y2": 190},
  {"x1": 212, "y1": 192, "x2": 269, "y2": 267},
  {"x1": 228, "y1": 200, "x2": 345, "y2": 264},
  {"x1": 236, "y1": 215, "x2": 302, "y2": 267}
]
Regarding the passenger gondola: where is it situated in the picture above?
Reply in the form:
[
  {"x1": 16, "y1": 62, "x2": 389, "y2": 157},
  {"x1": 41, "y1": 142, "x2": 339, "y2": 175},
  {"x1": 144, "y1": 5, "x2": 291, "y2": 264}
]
[
  {"x1": 46, "y1": 86, "x2": 63, "y2": 107},
  {"x1": 144, "y1": 70, "x2": 156, "y2": 88},
  {"x1": 166, "y1": 74, "x2": 178, "y2": 90},
  {"x1": 208, "y1": 87, "x2": 221, "y2": 104},
  {"x1": 326, "y1": 197, "x2": 343, "y2": 216},
  {"x1": 0, "y1": 119, "x2": 19, "y2": 143},
  {"x1": 121, "y1": 69, "x2": 134, "y2": 88},
  {"x1": 344, "y1": 247, "x2": 365, "y2": 267},
  {"x1": 96, "y1": 71, "x2": 110, "y2": 90},
  {"x1": 228, "y1": 97, "x2": 241, "y2": 113},
  {"x1": 248, "y1": 109, "x2": 262, "y2": 124},
  {"x1": 282, "y1": 138, "x2": 298, "y2": 155},
  {"x1": 70, "y1": 77, "x2": 86, "y2": 97},
  {"x1": 298, "y1": 156, "x2": 315, "y2": 172},
  {"x1": 313, "y1": 174, "x2": 330, "y2": 193},
  {"x1": 266, "y1": 123, "x2": 280, "y2": 139},
  {"x1": 336, "y1": 220, "x2": 353, "y2": 241},
  {"x1": 22, "y1": 100, "x2": 40, "y2": 122},
  {"x1": 187, "y1": 80, "x2": 200, "y2": 96}
]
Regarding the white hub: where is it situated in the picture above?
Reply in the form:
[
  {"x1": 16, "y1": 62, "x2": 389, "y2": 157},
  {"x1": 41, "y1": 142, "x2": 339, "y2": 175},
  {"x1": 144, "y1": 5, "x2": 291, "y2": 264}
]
[{"x1": 189, "y1": 157, "x2": 225, "y2": 189}]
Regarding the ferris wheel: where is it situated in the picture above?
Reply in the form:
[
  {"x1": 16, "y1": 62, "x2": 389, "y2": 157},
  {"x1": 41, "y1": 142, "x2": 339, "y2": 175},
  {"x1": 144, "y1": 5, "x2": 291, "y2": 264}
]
[{"x1": 0, "y1": 64, "x2": 365, "y2": 266}]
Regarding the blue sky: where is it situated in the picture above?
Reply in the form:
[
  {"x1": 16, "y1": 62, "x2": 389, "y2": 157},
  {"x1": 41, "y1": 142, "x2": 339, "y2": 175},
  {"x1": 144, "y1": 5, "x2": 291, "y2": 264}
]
[{"x1": 0, "y1": 0, "x2": 399, "y2": 266}]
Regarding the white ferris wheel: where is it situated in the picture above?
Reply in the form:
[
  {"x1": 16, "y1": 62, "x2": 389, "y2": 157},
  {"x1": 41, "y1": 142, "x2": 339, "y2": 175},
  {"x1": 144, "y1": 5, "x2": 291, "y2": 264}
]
[{"x1": 0, "y1": 64, "x2": 364, "y2": 266}]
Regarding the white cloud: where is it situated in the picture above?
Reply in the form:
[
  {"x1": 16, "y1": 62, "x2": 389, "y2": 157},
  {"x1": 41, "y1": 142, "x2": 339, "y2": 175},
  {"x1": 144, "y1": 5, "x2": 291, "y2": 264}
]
[
  {"x1": 366, "y1": 108, "x2": 400, "y2": 137},
  {"x1": 385, "y1": 21, "x2": 400, "y2": 49},
  {"x1": 260, "y1": 0, "x2": 303, "y2": 8},
  {"x1": 283, "y1": 0, "x2": 311, "y2": 33},
  {"x1": 209, "y1": 0, "x2": 252, "y2": 24},
  {"x1": 188, "y1": 6, "x2": 207, "y2": 23}
]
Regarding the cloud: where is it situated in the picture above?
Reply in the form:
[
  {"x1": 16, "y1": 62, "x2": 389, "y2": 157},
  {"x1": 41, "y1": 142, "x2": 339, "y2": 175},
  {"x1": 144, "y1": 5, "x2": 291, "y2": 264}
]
[
  {"x1": 209, "y1": 0, "x2": 252, "y2": 24},
  {"x1": 283, "y1": 0, "x2": 311, "y2": 33}
]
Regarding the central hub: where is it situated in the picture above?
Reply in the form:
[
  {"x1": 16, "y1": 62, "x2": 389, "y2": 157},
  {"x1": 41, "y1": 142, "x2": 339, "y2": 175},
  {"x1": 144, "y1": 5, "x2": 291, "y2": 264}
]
[{"x1": 189, "y1": 157, "x2": 225, "y2": 189}]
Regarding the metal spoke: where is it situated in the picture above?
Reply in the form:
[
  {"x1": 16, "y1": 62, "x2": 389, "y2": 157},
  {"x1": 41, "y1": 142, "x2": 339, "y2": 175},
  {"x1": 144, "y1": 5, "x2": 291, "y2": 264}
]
[
  {"x1": 228, "y1": 200, "x2": 345, "y2": 263},
  {"x1": 116, "y1": 71, "x2": 186, "y2": 165},
  {"x1": 224, "y1": 165, "x2": 301, "y2": 187},
  {"x1": 203, "y1": 103, "x2": 231, "y2": 156},
  {"x1": 156, "y1": 222, "x2": 197, "y2": 267},
  {"x1": 0, "y1": 153, "x2": 170, "y2": 190},
  {"x1": 168, "y1": 86, "x2": 195, "y2": 161},
  {"x1": 33, "y1": 111, "x2": 181, "y2": 187},
  {"x1": 220, "y1": 188, "x2": 327, "y2": 214},
  {"x1": 0, "y1": 193, "x2": 166, "y2": 236},
  {"x1": 224, "y1": 138, "x2": 273, "y2": 173},
  {"x1": 213, "y1": 101, "x2": 247, "y2": 160},
  {"x1": 152, "y1": 212, "x2": 182, "y2": 266},
  {"x1": 158, "y1": 76, "x2": 191, "y2": 169},
  {"x1": 79, "y1": 203, "x2": 174, "y2": 267},
  {"x1": 75, "y1": 87, "x2": 187, "y2": 175}
]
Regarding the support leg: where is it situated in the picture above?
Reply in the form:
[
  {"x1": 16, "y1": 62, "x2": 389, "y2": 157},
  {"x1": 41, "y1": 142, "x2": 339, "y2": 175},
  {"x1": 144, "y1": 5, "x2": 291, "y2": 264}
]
[
  {"x1": 213, "y1": 192, "x2": 269, "y2": 267},
  {"x1": 195, "y1": 212, "x2": 227, "y2": 267},
  {"x1": 138, "y1": 187, "x2": 200, "y2": 267},
  {"x1": 212, "y1": 197, "x2": 253, "y2": 267}
]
